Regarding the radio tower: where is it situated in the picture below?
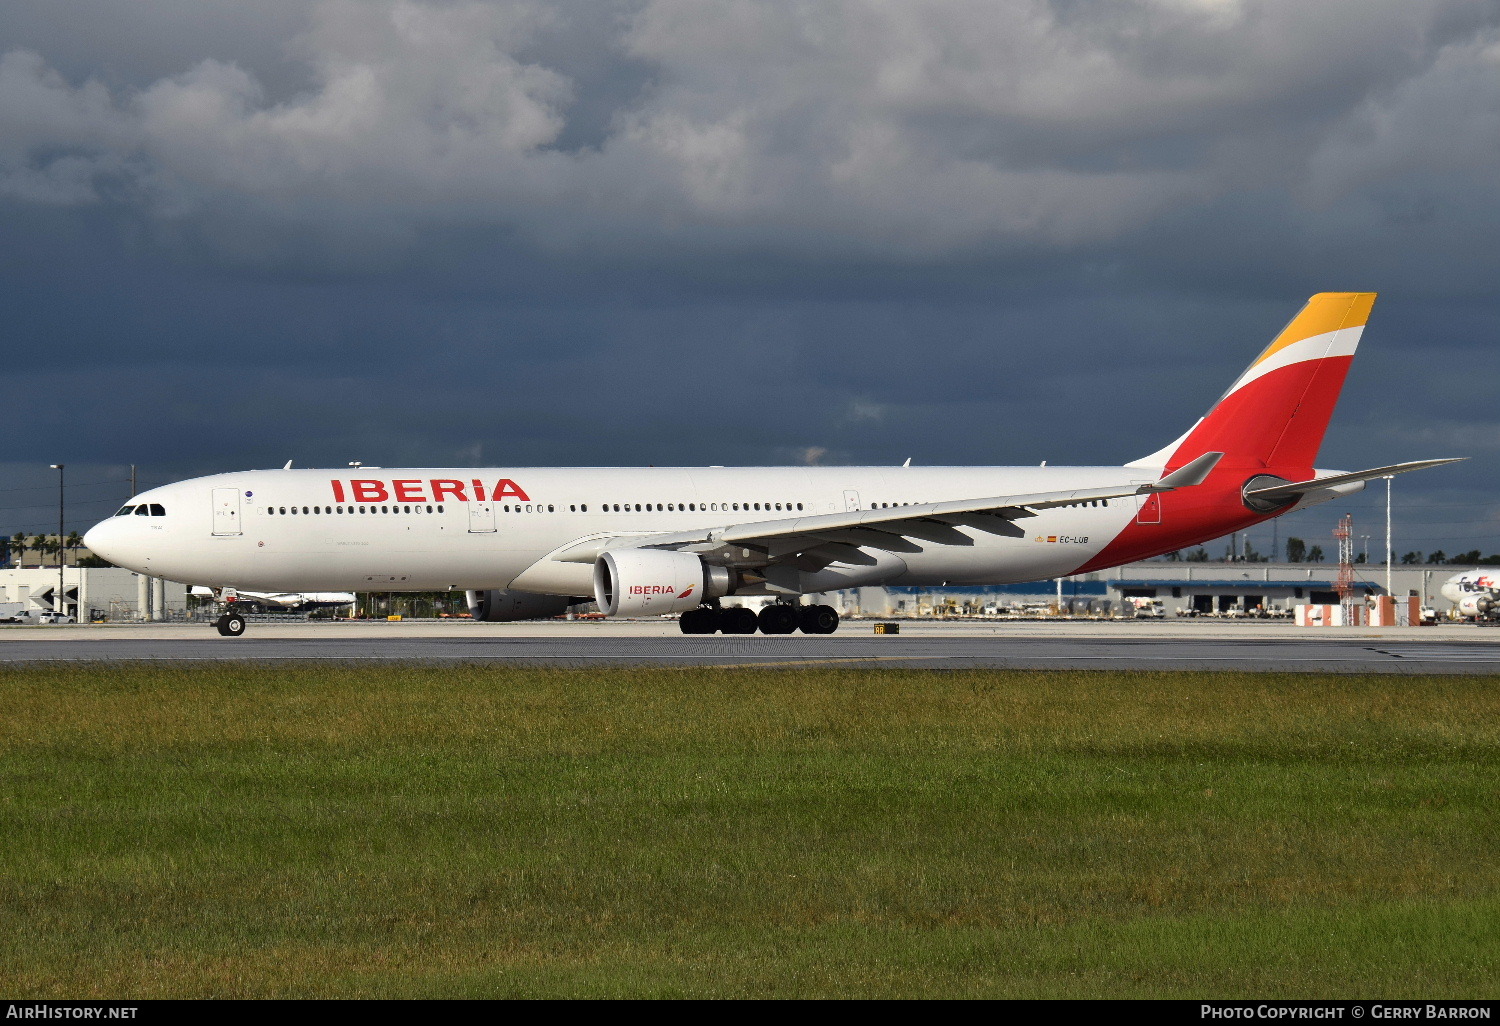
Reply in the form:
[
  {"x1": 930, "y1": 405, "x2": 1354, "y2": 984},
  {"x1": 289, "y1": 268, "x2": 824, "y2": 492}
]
[{"x1": 1334, "y1": 514, "x2": 1356, "y2": 612}]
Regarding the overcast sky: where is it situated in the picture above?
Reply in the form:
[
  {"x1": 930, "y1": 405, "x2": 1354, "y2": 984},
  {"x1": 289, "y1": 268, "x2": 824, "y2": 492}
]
[{"x1": 3, "y1": 0, "x2": 1498, "y2": 561}]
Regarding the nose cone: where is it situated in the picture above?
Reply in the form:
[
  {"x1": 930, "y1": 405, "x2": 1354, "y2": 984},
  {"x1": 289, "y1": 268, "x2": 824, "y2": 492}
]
[{"x1": 83, "y1": 517, "x2": 142, "y2": 573}]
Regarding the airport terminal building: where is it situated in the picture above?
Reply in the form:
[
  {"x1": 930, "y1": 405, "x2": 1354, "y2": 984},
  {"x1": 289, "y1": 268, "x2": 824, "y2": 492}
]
[
  {"x1": 0, "y1": 558, "x2": 1477, "y2": 622},
  {"x1": 0, "y1": 566, "x2": 185, "y2": 621},
  {"x1": 815, "y1": 561, "x2": 1470, "y2": 618}
]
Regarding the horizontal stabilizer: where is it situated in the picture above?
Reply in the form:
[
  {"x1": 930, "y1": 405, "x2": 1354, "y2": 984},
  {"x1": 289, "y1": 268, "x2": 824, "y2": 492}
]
[{"x1": 1243, "y1": 458, "x2": 1465, "y2": 504}]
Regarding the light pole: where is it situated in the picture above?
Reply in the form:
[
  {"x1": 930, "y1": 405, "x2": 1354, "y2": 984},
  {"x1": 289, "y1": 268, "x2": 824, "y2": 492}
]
[
  {"x1": 1384, "y1": 475, "x2": 1394, "y2": 598},
  {"x1": 48, "y1": 464, "x2": 64, "y2": 618}
]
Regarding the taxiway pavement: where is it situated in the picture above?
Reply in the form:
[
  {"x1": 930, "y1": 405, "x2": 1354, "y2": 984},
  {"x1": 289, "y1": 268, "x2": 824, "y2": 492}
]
[{"x1": 3, "y1": 619, "x2": 1498, "y2": 672}]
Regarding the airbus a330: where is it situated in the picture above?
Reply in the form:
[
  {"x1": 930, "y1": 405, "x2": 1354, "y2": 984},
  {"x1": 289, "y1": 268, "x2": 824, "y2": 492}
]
[{"x1": 84, "y1": 293, "x2": 1460, "y2": 637}]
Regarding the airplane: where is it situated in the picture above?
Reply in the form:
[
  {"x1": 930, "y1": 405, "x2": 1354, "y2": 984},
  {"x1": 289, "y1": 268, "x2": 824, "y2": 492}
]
[
  {"x1": 84, "y1": 292, "x2": 1462, "y2": 638},
  {"x1": 1438, "y1": 570, "x2": 1499, "y2": 620},
  {"x1": 186, "y1": 585, "x2": 356, "y2": 613}
]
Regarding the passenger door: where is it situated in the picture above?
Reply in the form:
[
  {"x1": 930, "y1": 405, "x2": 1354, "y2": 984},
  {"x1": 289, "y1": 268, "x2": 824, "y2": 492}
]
[
  {"x1": 1130, "y1": 481, "x2": 1162, "y2": 524},
  {"x1": 467, "y1": 500, "x2": 496, "y2": 533},
  {"x1": 212, "y1": 487, "x2": 242, "y2": 536}
]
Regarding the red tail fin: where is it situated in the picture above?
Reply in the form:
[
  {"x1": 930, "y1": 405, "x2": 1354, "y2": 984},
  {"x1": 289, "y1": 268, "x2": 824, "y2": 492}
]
[{"x1": 1135, "y1": 292, "x2": 1376, "y2": 474}]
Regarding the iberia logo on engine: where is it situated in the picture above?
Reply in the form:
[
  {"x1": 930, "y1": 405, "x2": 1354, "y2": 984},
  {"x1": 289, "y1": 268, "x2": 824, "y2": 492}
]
[{"x1": 629, "y1": 585, "x2": 677, "y2": 595}]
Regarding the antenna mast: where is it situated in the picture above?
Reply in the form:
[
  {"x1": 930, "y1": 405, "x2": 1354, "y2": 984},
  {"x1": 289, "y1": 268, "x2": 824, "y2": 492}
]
[{"x1": 1334, "y1": 514, "x2": 1356, "y2": 615}]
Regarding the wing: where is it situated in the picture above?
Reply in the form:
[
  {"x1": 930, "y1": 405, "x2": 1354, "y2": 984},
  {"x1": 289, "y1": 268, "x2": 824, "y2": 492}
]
[{"x1": 551, "y1": 453, "x2": 1223, "y2": 573}]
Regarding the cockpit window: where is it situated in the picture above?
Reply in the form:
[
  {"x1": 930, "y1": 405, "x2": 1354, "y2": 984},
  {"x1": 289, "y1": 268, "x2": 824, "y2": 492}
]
[
  {"x1": 134, "y1": 505, "x2": 150, "y2": 516},
  {"x1": 115, "y1": 505, "x2": 136, "y2": 517},
  {"x1": 149, "y1": 503, "x2": 166, "y2": 516}
]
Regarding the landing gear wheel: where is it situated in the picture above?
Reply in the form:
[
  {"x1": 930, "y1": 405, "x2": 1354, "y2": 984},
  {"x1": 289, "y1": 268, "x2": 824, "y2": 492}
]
[
  {"x1": 758, "y1": 604, "x2": 799, "y2": 635},
  {"x1": 216, "y1": 612, "x2": 247, "y2": 637},
  {"x1": 720, "y1": 607, "x2": 759, "y2": 634},
  {"x1": 678, "y1": 607, "x2": 721, "y2": 634},
  {"x1": 798, "y1": 604, "x2": 840, "y2": 634}
]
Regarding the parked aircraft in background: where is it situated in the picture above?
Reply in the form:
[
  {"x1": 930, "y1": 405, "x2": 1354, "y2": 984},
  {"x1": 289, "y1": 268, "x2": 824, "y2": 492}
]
[
  {"x1": 1439, "y1": 571, "x2": 1499, "y2": 620},
  {"x1": 187, "y1": 586, "x2": 355, "y2": 613},
  {"x1": 84, "y1": 293, "x2": 1461, "y2": 637}
]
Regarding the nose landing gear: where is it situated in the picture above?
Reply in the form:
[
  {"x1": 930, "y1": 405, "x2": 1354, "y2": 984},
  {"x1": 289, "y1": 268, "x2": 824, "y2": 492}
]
[{"x1": 210, "y1": 588, "x2": 248, "y2": 637}]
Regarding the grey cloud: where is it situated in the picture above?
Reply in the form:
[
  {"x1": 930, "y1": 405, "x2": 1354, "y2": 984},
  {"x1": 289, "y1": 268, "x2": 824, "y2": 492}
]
[
  {"x1": 1, "y1": 0, "x2": 1495, "y2": 268},
  {"x1": 4, "y1": 1, "x2": 1500, "y2": 556}
]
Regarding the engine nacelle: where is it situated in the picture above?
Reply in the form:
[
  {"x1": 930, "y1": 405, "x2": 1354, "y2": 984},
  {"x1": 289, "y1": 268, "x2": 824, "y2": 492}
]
[
  {"x1": 466, "y1": 589, "x2": 573, "y2": 622},
  {"x1": 593, "y1": 549, "x2": 733, "y2": 616},
  {"x1": 1457, "y1": 594, "x2": 1494, "y2": 617}
]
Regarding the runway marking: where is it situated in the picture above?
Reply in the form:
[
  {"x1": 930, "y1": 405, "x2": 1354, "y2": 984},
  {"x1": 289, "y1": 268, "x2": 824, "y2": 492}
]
[
  {"x1": 1369, "y1": 646, "x2": 1500, "y2": 662},
  {"x1": 704, "y1": 656, "x2": 939, "y2": 669}
]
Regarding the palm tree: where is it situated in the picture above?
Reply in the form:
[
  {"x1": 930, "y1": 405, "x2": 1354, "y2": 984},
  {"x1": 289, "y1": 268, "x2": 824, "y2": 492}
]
[
  {"x1": 65, "y1": 531, "x2": 83, "y2": 565},
  {"x1": 8, "y1": 532, "x2": 24, "y2": 565},
  {"x1": 30, "y1": 535, "x2": 49, "y2": 564}
]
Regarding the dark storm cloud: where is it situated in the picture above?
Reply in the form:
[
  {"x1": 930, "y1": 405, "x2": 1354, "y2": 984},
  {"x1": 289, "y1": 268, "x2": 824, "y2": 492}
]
[{"x1": 2, "y1": 0, "x2": 1499, "y2": 556}]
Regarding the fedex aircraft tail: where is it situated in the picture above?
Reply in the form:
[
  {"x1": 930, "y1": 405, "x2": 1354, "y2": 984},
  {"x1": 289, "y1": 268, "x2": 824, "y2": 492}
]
[{"x1": 1131, "y1": 292, "x2": 1375, "y2": 474}]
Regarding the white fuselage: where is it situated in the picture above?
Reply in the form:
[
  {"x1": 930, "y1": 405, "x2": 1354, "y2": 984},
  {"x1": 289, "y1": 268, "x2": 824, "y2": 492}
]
[{"x1": 84, "y1": 465, "x2": 1149, "y2": 596}]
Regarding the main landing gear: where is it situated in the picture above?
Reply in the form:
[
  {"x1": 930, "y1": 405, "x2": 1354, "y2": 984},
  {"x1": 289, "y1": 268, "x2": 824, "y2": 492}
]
[
  {"x1": 678, "y1": 603, "x2": 839, "y2": 635},
  {"x1": 215, "y1": 610, "x2": 247, "y2": 637}
]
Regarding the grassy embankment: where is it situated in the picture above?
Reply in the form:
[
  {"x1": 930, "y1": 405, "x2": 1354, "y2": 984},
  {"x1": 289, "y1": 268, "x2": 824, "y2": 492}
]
[{"x1": 1, "y1": 663, "x2": 1495, "y2": 998}]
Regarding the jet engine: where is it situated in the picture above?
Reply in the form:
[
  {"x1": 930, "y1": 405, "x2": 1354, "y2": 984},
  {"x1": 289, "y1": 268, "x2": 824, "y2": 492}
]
[
  {"x1": 1457, "y1": 594, "x2": 1493, "y2": 617},
  {"x1": 467, "y1": 589, "x2": 574, "y2": 622},
  {"x1": 593, "y1": 549, "x2": 734, "y2": 616}
]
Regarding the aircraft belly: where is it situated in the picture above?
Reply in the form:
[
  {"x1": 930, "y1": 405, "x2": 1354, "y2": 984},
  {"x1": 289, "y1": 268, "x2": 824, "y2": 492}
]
[
  {"x1": 886, "y1": 513, "x2": 1122, "y2": 585},
  {"x1": 152, "y1": 531, "x2": 535, "y2": 592},
  {"x1": 507, "y1": 557, "x2": 595, "y2": 596}
]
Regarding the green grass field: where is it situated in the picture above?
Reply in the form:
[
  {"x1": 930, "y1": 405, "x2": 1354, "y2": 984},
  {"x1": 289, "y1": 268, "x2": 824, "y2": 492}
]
[{"x1": 1, "y1": 663, "x2": 1495, "y2": 998}]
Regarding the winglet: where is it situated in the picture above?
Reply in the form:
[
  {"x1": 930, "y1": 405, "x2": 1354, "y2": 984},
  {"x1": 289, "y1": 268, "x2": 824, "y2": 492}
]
[{"x1": 1141, "y1": 452, "x2": 1223, "y2": 493}]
